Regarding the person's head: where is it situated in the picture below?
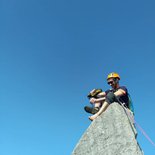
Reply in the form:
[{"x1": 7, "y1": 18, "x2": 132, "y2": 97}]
[{"x1": 107, "y1": 72, "x2": 120, "y2": 89}]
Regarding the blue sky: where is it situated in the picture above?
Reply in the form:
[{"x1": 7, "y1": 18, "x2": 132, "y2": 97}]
[{"x1": 1, "y1": 0, "x2": 155, "y2": 155}]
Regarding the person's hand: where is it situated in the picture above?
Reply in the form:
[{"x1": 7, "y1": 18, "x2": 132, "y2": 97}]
[
  {"x1": 89, "y1": 114, "x2": 99, "y2": 121},
  {"x1": 90, "y1": 98, "x2": 97, "y2": 104}
]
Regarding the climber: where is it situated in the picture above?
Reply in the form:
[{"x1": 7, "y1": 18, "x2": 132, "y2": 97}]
[{"x1": 84, "y1": 72, "x2": 132, "y2": 121}]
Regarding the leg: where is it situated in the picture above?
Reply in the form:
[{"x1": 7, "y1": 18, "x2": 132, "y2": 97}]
[
  {"x1": 89, "y1": 92, "x2": 117, "y2": 121},
  {"x1": 89, "y1": 101, "x2": 109, "y2": 121},
  {"x1": 94, "y1": 102, "x2": 102, "y2": 108},
  {"x1": 84, "y1": 101, "x2": 102, "y2": 114}
]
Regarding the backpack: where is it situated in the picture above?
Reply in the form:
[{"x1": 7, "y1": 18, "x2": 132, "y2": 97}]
[{"x1": 128, "y1": 93, "x2": 134, "y2": 114}]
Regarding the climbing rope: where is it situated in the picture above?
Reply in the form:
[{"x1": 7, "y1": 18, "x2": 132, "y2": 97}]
[{"x1": 119, "y1": 102, "x2": 155, "y2": 148}]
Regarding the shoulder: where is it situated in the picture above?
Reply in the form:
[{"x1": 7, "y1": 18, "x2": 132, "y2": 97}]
[{"x1": 119, "y1": 86, "x2": 128, "y2": 92}]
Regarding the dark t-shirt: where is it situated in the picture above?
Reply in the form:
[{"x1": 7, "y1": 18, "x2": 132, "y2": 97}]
[{"x1": 105, "y1": 86, "x2": 129, "y2": 108}]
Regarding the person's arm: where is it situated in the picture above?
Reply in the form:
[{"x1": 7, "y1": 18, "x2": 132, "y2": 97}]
[
  {"x1": 114, "y1": 89, "x2": 126, "y2": 97},
  {"x1": 96, "y1": 96, "x2": 106, "y2": 102},
  {"x1": 90, "y1": 92, "x2": 106, "y2": 104},
  {"x1": 97, "y1": 91, "x2": 106, "y2": 97},
  {"x1": 89, "y1": 88, "x2": 126, "y2": 121}
]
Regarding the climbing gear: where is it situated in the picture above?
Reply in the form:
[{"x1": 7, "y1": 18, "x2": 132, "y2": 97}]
[
  {"x1": 134, "y1": 119, "x2": 155, "y2": 147},
  {"x1": 119, "y1": 93, "x2": 135, "y2": 114},
  {"x1": 84, "y1": 106, "x2": 100, "y2": 114},
  {"x1": 87, "y1": 89, "x2": 102, "y2": 99},
  {"x1": 107, "y1": 72, "x2": 120, "y2": 80},
  {"x1": 118, "y1": 100, "x2": 155, "y2": 148}
]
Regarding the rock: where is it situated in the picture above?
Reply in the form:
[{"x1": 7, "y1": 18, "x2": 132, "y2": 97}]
[{"x1": 72, "y1": 103, "x2": 144, "y2": 155}]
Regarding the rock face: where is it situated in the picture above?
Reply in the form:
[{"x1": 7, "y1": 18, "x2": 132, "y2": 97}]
[{"x1": 72, "y1": 103, "x2": 144, "y2": 155}]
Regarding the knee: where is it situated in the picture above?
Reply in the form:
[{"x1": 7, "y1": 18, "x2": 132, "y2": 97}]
[{"x1": 105, "y1": 92, "x2": 117, "y2": 104}]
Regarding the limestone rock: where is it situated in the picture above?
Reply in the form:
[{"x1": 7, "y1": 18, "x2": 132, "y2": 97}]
[{"x1": 72, "y1": 103, "x2": 144, "y2": 155}]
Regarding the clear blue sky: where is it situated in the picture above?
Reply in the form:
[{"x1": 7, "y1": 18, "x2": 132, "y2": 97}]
[{"x1": 1, "y1": 0, "x2": 155, "y2": 155}]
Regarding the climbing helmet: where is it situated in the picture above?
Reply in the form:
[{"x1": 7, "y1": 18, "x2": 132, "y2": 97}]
[{"x1": 107, "y1": 72, "x2": 120, "y2": 80}]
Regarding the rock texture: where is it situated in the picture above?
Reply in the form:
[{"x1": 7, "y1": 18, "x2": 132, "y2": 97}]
[{"x1": 72, "y1": 103, "x2": 144, "y2": 155}]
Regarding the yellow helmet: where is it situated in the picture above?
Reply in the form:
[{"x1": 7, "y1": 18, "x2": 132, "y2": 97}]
[{"x1": 107, "y1": 72, "x2": 120, "y2": 80}]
